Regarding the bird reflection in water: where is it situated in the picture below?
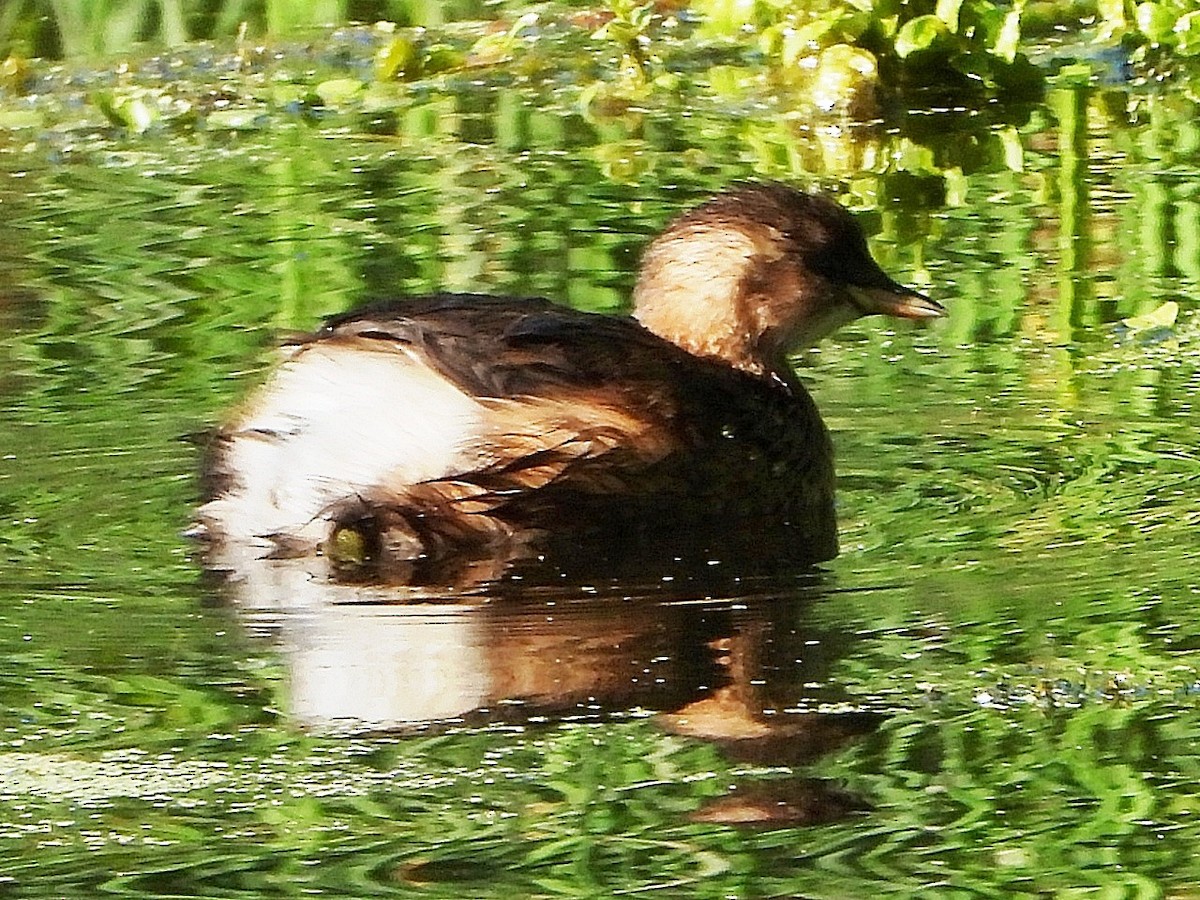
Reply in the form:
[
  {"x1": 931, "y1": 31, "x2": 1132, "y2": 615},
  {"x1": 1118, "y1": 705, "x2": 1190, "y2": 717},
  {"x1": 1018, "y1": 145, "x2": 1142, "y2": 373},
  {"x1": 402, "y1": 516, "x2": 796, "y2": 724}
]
[{"x1": 216, "y1": 559, "x2": 881, "y2": 828}]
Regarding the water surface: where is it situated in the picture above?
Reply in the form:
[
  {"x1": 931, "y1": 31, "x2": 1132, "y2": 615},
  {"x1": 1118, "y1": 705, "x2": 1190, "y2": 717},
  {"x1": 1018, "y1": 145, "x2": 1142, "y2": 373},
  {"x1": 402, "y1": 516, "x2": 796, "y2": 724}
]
[{"x1": 2, "y1": 31, "x2": 1200, "y2": 897}]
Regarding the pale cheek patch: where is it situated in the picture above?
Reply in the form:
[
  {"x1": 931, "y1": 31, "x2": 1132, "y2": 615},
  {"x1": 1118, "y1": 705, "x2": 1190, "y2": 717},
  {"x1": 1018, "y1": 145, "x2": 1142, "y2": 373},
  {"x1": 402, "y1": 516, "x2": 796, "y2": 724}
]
[
  {"x1": 632, "y1": 226, "x2": 766, "y2": 366},
  {"x1": 201, "y1": 342, "x2": 484, "y2": 541}
]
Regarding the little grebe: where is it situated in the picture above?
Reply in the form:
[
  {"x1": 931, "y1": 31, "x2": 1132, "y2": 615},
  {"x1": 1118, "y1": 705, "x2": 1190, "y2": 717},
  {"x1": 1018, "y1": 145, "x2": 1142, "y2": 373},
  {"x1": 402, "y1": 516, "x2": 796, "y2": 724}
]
[{"x1": 197, "y1": 183, "x2": 942, "y2": 582}]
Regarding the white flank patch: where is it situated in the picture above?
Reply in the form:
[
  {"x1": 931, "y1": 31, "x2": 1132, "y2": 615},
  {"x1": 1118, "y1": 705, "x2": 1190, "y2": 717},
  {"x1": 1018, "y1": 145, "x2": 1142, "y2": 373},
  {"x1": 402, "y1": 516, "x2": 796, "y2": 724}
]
[{"x1": 202, "y1": 342, "x2": 484, "y2": 542}]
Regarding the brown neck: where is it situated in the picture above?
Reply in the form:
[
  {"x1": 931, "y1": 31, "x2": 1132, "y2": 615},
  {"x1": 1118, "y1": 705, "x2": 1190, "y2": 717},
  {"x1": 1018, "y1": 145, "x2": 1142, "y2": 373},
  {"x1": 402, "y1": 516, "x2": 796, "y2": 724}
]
[{"x1": 634, "y1": 299, "x2": 764, "y2": 374}]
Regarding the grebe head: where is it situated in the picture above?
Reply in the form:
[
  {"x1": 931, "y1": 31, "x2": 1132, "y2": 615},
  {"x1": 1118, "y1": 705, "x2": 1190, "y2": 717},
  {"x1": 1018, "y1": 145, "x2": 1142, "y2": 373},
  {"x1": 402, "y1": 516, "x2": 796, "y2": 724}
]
[{"x1": 632, "y1": 183, "x2": 943, "y2": 380}]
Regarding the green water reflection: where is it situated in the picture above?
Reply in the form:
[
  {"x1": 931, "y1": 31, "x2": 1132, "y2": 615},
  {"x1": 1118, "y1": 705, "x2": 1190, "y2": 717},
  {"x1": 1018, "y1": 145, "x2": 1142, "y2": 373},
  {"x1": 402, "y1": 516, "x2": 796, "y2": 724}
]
[{"x1": 1, "y1": 39, "x2": 1200, "y2": 898}]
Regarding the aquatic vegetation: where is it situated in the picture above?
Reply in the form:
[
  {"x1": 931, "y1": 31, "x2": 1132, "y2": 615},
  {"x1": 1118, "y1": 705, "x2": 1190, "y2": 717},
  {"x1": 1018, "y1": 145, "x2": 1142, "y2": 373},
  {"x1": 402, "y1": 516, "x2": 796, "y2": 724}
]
[
  {"x1": 699, "y1": 0, "x2": 1043, "y2": 107},
  {"x1": 2, "y1": 0, "x2": 1200, "y2": 117},
  {"x1": 1109, "y1": 0, "x2": 1200, "y2": 73}
]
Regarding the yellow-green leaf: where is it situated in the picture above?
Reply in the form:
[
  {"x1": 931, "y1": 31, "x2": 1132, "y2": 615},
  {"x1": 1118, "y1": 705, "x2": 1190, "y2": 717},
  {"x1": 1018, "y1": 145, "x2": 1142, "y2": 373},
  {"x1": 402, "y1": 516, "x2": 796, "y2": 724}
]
[
  {"x1": 1121, "y1": 301, "x2": 1178, "y2": 332},
  {"x1": 936, "y1": 0, "x2": 964, "y2": 31},
  {"x1": 314, "y1": 78, "x2": 364, "y2": 106},
  {"x1": 895, "y1": 15, "x2": 948, "y2": 58},
  {"x1": 375, "y1": 36, "x2": 419, "y2": 81}
]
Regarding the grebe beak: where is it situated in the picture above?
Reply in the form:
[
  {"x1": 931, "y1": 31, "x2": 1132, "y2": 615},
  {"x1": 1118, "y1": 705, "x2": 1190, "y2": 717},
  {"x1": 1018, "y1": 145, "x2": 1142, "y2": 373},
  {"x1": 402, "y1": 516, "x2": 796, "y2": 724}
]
[{"x1": 848, "y1": 282, "x2": 945, "y2": 320}]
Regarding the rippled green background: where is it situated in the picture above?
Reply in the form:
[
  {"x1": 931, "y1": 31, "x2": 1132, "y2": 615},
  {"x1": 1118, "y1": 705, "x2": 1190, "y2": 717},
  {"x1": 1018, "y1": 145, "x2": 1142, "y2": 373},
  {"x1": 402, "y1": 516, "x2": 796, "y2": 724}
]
[{"x1": 2, "y1": 25, "x2": 1200, "y2": 897}]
